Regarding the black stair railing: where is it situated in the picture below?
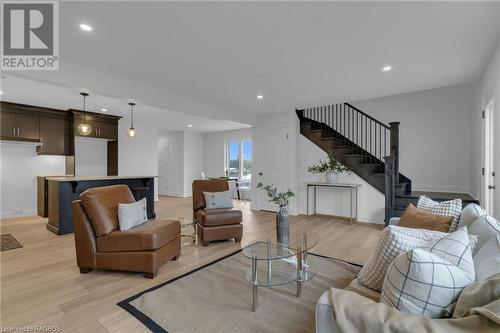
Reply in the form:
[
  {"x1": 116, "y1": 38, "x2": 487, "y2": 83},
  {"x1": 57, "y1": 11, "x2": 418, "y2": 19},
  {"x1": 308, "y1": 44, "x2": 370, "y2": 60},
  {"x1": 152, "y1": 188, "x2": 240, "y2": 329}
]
[{"x1": 299, "y1": 102, "x2": 401, "y2": 224}]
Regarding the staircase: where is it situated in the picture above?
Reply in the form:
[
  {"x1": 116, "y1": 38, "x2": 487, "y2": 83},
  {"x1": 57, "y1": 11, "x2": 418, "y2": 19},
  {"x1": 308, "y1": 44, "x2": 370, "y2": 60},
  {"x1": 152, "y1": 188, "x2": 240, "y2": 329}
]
[{"x1": 296, "y1": 103, "x2": 479, "y2": 224}]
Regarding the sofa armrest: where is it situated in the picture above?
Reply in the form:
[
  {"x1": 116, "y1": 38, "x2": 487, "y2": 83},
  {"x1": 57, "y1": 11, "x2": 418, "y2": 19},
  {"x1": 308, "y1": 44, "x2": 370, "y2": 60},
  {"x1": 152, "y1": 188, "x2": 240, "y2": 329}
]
[{"x1": 389, "y1": 217, "x2": 400, "y2": 226}]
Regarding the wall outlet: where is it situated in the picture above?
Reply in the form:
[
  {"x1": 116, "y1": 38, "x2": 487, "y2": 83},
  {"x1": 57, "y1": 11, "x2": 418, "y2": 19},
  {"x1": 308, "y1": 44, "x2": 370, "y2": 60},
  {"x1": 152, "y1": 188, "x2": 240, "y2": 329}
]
[{"x1": 12, "y1": 207, "x2": 24, "y2": 215}]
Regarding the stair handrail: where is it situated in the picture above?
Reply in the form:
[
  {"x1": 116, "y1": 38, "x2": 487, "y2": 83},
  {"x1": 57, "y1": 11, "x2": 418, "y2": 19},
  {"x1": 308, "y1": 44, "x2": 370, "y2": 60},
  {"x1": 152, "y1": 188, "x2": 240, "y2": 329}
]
[{"x1": 344, "y1": 103, "x2": 390, "y2": 130}]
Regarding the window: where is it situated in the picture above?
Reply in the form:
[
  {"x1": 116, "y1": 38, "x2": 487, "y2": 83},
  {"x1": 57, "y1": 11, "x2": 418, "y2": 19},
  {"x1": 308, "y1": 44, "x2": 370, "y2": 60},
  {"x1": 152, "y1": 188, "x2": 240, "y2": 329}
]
[{"x1": 226, "y1": 140, "x2": 252, "y2": 179}]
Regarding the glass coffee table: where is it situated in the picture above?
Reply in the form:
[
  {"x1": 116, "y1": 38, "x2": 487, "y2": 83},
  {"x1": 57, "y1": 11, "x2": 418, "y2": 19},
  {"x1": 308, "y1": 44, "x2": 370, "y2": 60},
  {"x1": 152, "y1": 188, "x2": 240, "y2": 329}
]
[{"x1": 242, "y1": 231, "x2": 319, "y2": 311}]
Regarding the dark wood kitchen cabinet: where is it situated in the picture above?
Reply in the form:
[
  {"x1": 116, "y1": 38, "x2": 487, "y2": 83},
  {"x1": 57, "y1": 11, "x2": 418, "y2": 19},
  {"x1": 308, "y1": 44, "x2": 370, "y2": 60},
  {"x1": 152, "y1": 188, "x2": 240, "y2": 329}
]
[
  {"x1": 16, "y1": 113, "x2": 40, "y2": 140},
  {"x1": 0, "y1": 112, "x2": 16, "y2": 138},
  {"x1": 95, "y1": 121, "x2": 117, "y2": 139},
  {"x1": 72, "y1": 110, "x2": 119, "y2": 140},
  {"x1": 37, "y1": 115, "x2": 73, "y2": 155},
  {"x1": 0, "y1": 110, "x2": 39, "y2": 141}
]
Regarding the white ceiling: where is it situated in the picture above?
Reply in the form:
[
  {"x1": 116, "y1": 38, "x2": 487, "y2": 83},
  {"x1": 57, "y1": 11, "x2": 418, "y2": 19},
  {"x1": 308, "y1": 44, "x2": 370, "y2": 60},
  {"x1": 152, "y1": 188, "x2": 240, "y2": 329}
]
[
  {"x1": 3, "y1": 1, "x2": 500, "y2": 123},
  {"x1": 0, "y1": 76, "x2": 249, "y2": 133}
]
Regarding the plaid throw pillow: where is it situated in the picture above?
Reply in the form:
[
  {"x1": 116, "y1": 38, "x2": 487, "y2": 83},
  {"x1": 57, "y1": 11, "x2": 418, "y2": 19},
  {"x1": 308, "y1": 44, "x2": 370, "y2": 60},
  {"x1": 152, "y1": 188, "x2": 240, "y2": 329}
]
[
  {"x1": 417, "y1": 195, "x2": 462, "y2": 232},
  {"x1": 381, "y1": 227, "x2": 475, "y2": 318}
]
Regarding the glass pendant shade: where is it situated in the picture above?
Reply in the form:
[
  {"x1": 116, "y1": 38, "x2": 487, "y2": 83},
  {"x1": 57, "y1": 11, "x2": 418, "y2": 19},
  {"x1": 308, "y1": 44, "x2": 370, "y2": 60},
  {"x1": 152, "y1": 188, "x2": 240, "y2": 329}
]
[
  {"x1": 77, "y1": 123, "x2": 92, "y2": 136},
  {"x1": 78, "y1": 92, "x2": 92, "y2": 135},
  {"x1": 128, "y1": 102, "x2": 136, "y2": 138}
]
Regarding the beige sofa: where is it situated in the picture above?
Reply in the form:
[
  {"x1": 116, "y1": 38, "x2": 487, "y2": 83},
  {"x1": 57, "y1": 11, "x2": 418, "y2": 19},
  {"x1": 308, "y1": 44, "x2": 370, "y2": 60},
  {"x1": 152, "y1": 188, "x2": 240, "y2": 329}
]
[{"x1": 316, "y1": 209, "x2": 499, "y2": 333}]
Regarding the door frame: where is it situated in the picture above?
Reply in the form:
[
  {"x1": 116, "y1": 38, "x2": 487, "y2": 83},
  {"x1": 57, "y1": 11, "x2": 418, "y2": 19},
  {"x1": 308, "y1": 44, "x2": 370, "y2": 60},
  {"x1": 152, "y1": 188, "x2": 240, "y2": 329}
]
[{"x1": 483, "y1": 98, "x2": 496, "y2": 216}]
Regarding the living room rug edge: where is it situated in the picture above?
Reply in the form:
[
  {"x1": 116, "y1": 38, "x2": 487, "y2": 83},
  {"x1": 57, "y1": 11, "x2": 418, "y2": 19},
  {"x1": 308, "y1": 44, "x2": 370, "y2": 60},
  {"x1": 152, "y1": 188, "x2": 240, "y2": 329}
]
[{"x1": 117, "y1": 250, "x2": 361, "y2": 333}]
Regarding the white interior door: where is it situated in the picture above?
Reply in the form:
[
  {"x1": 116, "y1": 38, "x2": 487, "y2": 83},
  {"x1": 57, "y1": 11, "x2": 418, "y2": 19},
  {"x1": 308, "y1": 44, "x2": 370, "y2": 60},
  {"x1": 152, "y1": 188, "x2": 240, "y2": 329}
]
[
  {"x1": 255, "y1": 127, "x2": 288, "y2": 212},
  {"x1": 484, "y1": 100, "x2": 496, "y2": 216}
]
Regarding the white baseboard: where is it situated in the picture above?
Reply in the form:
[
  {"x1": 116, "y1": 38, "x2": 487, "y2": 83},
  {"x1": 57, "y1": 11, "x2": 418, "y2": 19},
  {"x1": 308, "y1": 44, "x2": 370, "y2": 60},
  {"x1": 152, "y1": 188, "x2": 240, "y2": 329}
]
[{"x1": 1, "y1": 208, "x2": 37, "y2": 219}]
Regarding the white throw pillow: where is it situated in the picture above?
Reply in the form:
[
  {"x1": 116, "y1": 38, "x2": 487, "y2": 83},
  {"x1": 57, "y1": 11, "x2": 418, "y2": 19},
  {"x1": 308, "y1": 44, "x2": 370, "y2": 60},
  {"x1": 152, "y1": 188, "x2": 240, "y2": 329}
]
[
  {"x1": 458, "y1": 203, "x2": 486, "y2": 228},
  {"x1": 469, "y1": 214, "x2": 500, "y2": 254},
  {"x1": 118, "y1": 198, "x2": 148, "y2": 231},
  {"x1": 203, "y1": 190, "x2": 233, "y2": 210},
  {"x1": 357, "y1": 226, "x2": 449, "y2": 292},
  {"x1": 417, "y1": 195, "x2": 462, "y2": 232},
  {"x1": 381, "y1": 227, "x2": 475, "y2": 318},
  {"x1": 473, "y1": 235, "x2": 500, "y2": 281}
]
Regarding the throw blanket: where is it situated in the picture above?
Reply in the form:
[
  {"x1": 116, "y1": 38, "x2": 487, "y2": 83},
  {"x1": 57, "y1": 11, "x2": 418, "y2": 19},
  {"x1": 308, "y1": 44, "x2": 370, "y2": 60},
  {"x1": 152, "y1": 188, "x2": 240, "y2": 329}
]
[{"x1": 330, "y1": 273, "x2": 500, "y2": 333}]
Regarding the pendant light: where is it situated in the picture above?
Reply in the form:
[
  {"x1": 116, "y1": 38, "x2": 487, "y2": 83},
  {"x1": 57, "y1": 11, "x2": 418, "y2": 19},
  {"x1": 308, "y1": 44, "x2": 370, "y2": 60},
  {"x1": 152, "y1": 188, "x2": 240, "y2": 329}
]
[
  {"x1": 127, "y1": 102, "x2": 136, "y2": 138},
  {"x1": 77, "y1": 92, "x2": 92, "y2": 136}
]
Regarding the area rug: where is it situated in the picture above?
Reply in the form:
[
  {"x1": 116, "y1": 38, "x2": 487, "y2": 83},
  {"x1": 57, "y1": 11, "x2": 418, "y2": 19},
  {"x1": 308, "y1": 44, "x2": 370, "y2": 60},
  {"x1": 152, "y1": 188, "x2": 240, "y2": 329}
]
[
  {"x1": 118, "y1": 250, "x2": 361, "y2": 333},
  {"x1": 1, "y1": 233, "x2": 23, "y2": 252}
]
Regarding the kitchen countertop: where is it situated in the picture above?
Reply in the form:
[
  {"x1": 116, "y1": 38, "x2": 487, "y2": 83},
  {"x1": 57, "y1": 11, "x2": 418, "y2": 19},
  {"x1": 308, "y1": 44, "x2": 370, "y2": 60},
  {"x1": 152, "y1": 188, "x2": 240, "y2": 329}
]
[{"x1": 46, "y1": 176, "x2": 158, "y2": 182}]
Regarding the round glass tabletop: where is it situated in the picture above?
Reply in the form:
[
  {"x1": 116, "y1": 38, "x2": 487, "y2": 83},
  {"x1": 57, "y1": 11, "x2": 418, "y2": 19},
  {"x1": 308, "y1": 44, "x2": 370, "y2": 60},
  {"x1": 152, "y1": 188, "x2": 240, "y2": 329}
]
[{"x1": 242, "y1": 231, "x2": 319, "y2": 260}]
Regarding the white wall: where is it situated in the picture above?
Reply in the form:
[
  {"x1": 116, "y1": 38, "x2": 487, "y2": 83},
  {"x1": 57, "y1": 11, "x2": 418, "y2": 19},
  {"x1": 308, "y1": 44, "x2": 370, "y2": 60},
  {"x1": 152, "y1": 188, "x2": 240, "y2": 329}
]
[
  {"x1": 0, "y1": 143, "x2": 65, "y2": 218},
  {"x1": 118, "y1": 116, "x2": 160, "y2": 200},
  {"x1": 475, "y1": 42, "x2": 500, "y2": 218},
  {"x1": 183, "y1": 131, "x2": 205, "y2": 197},
  {"x1": 204, "y1": 129, "x2": 251, "y2": 178},
  {"x1": 253, "y1": 83, "x2": 480, "y2": 224},
  {"x1": 352, "y1": 83, "x2": 477, "y2": 194},
  {"x1": 157, "y1": 132, "x2": 184, "y2": 197},
  {"x1": 158, "y1": 130, "x2": 207, "y2": 197},
  {"x1": 74, "y1": 137, "x2": 108, "y2": 176}
]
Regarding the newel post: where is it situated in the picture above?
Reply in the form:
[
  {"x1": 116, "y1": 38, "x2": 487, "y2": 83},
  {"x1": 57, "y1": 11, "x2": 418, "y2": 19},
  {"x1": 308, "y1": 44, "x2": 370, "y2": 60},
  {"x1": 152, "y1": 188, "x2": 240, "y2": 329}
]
[
  {"x1": 389, "y1": 122, "x2": 400, "y2": 185},
  {"x1": 384, "y1": 155, "x2": 396, "y2": 226}
]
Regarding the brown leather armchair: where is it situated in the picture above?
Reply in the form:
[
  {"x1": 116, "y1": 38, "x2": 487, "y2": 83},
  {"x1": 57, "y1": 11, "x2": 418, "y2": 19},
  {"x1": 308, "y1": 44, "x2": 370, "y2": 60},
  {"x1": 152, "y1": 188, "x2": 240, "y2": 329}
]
[
  {"x1": 192, "y1": 180, "x2": 243, "y2": 246},
  {"x1": 72, "y1": 185, "x2": 181, "y2": 279}
]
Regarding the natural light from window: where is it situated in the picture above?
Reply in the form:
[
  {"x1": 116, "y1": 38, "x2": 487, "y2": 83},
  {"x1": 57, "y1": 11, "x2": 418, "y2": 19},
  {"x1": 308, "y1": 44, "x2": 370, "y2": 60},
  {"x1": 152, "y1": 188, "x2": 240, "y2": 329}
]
[{"x1": 226, "y1": 140, "x2": 252, "y2": 179}]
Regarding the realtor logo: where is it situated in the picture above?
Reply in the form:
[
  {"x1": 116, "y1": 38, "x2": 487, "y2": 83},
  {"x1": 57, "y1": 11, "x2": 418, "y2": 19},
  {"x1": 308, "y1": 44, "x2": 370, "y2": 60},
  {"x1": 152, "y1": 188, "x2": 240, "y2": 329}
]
[{"x1": 1, "y1": 1, "x2": 59, "y2": 70}]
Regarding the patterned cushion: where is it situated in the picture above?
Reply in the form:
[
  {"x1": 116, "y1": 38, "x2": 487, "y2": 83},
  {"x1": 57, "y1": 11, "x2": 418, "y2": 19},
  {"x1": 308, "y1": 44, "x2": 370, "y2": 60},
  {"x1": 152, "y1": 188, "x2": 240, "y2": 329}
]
[
  {"x1": 469, "y1": 214, "x2": 500, "y2": 254},
  {"x1": 417, "y1": 195, "x2": 462, "y2": 232},
  {"x1": 458, "y1": 203, "x2": 486, "y2": 228},
  {"x1": 381, "y1": 227, "x2": 475, "y2": 318},
  {"x1": 357, "y1": 226, "x2": 448, "y2": 291}
]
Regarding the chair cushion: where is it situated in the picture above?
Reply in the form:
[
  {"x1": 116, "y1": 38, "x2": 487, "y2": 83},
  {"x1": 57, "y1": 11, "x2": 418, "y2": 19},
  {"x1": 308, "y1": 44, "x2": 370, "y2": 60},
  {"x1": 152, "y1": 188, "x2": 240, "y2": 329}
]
[
  {"x1": 195, "y1": 208, "x2": 242, "y2": 227},
  {"x1": 192, "y1": 180, "x2": 229, "y2": 211},
  {"x1": 96, "y1": 218, "x2": 180, "y2": 252},
  {"x1": 398, "y1": 203, "x2": 453, "y2": 232},
  {"x1": 203, "y1": 190, "x2": 233, "y2": 210},
  {"x1": 80, "y1": 185, "x2": 135, "y2": 237},
  {"x1": 118, "y1": 198, "x2": 148, "y2": 231}
]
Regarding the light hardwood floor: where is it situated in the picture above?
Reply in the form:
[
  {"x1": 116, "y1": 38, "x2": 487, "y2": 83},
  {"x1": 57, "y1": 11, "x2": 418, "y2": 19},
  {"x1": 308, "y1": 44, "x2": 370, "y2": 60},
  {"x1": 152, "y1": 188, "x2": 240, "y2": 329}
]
[{"x1": 0, "y1": 196, "x2": 383, "y2": 332}]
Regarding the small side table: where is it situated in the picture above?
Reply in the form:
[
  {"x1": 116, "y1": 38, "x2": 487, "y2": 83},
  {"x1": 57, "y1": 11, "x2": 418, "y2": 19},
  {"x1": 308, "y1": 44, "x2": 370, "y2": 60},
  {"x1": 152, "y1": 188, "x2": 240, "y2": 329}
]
[{"x1": 305, "y1": 182, "x2": 361, "y2": 222}]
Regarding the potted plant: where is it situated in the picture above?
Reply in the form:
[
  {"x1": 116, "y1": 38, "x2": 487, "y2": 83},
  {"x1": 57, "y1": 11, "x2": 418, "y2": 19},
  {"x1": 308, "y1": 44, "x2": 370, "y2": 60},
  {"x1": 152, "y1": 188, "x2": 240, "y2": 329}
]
[
  {"x1": 256, "y1": 183, "x2": 295, "y2": 245},
  {"x1": 307, "y1": 153, "x2": 350, "y2": 184}
]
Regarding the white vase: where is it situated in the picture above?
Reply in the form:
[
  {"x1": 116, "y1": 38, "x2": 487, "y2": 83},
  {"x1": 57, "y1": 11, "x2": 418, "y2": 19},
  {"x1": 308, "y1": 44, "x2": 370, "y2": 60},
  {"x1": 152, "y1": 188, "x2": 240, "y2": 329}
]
[{"x1": 325, "y1": 172, "x2": 338, "y2": 184}]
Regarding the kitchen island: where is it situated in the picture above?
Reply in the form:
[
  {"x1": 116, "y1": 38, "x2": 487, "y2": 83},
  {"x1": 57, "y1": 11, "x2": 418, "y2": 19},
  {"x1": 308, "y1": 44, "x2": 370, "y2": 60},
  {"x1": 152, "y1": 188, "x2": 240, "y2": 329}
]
[{"x1": 45, "y1": 176, "x2": 156, "y2": 235}]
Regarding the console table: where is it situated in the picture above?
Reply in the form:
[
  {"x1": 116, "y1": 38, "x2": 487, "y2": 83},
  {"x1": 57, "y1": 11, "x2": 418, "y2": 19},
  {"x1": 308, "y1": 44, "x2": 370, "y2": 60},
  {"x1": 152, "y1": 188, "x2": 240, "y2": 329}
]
[{"x1": 305, "y1": 182, "x2": 361, "y2": 222}]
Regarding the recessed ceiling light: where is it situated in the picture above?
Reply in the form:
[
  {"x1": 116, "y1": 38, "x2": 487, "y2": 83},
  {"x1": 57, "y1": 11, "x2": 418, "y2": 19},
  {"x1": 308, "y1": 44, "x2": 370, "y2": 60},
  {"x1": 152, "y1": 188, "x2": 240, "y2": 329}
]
[
  {"x1": 101, "y1": 108, "x2": 108, "y2": 112},
  {"x1": 0, "y1": 91, "x2": 3, "y2": 95},
  {"x1": 382, "y1": 65, "x2": 392, "y2": 72},
  {"x1": 257, "y1": 95, "x2": 264, "y2": 100},
  {"x1": 188, "y1": 124, "x2": 193, "y2": 128},
  {"x1": 79, "y1": 23, "x2": 92, "y2": 32}
]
